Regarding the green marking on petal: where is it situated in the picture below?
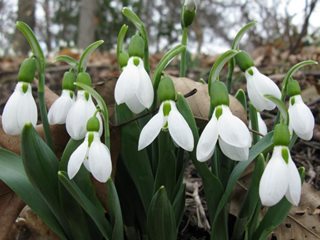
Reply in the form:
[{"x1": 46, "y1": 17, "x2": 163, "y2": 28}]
[
  {"x1": 215, "y1": 106, "x2": 223, "y2": 119},
  {"x1": 281, "y1": 147, "x2": 289, "y2": 164},
  {"x1": 69, "y1": 91, "x2": 74, "y2": 98},
  {"x1": 84, "y1": 91, "x2": 90, "y2": 101},
  {"x1": 163, "y1": 121, "x2": 168, "y2": 130},
  {"x1": 88, "y1": 132, "x2": 94, "y2": 147},
  {"x1": 22, "y1": 82, "x2": 29, "y2": 93},
  {"x1": 163, "y1": 102, "x2": 171, "y2": 116},
  {"x1": 133, "y1": 57, "x2": 140, "y2": 66},
  {"x1": 247, "y1": 68, "x2": 254, "y2": 76},
  {"x1": 290, "y1": 97, "x2": 295, "y2": 106}
]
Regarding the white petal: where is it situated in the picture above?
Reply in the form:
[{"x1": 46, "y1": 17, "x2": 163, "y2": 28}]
[
  {"x1": 125, "y1": 94, "x2": 146, "y2": 114},
  {"x1": 2, "y1": 83, "x2": 22, "y2": 135},
  {"x1": 246, "y1": 67, "x2": 281, "y2": 111},
  {"x1": 48, "y1": 90, "x2": 75, "y2": 124},
  {"x1": 259, "y1": 146, "x2": 289, "y2": 207},
  {"x1": 138, "y1": 104, "x2": 165, "y2": 150},
  {"x1": 218, "y1": 106, "x2": 251, "y2": 148},
  {"x1": 66, "y1": 91, "x2": 90, "y2": 140},
  {"x1": 257, "y1": 112, "x2": 268, "y2": 136},
  {"x1": 285, "y1": 157, "x2": 301, "y2": 206},
  {"x1": 88, "y1": 139, "x2": 112, "y2": 183},
  {"x1": 67, "y1": 140, "x2": 88, "y2": 179},
  {"x1": 219, "y1": 138, "x2": 249, "y2": 161},
  {"x1": 196, "y1": 115, "x2": 218, "y2": 162},
  {"x1": 17, "y1": 84, "x2": 37, "y2": 130},
  {"x1": 288, "y1": 95, "x2": 314, "y2": 140},
  {"x1": 114, "y1": 58, "x2": 139, "y2": 105},
  {"x1": 137, "y1": 61, "x2": 154, "y2": 109},
  {"x1": 168, "y1": 101, "x2": 194, "y2": 151}
]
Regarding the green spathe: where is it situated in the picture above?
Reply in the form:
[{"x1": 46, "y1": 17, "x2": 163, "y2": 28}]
[
  {"x1": 62, "y1": 71, "x2": 76, "y2": 91},
  {"x1": 17, "y1": 57, "x2": 37, "y2": 83},
  {"x1": 157, "y1": 76, "x2": 176, "y2": 102},
  {"x1": 235, "y1": 51, "x2": 254, "y2": 72},
  {"x1": 210, "y1": 81, "x2": 229, "y2": 108},
  {"x1": 273, "y1": 123, "x2": 290, "y2": 146},
  {"x1": 128, "y1": 34, "x2": 145, "y2": 58}
]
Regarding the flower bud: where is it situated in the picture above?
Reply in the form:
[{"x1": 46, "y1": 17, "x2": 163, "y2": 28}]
[
  {"x1": 77, "y1": 72, "x2": 92, "y2": 87},
  {"x1": 62, "y1": 71, "x2": 76, "y2": 91},
  {"x1": 86, "y1": 115, "x2": 100, "y2": 132},
  {"x1": 118, "y1": 51, "x2": 129, "y2": 68},
  {"x1": 17, "y1": 57, "x2": 37, "y2": 83},
  {"x1": 287, "y1": 79, "x2": 301, "y2": 97},
  {"x1": 181, "y1": 0, "x2": 196, "y2": 28},
  {"x1": 210, "y1": 81, "x2": 229, "y2": 108},
  {"x1": 273, "y1": 123, "x2": 290, "y2": 146},
  {"x1": 157, "y1": 76, "x2": 176, "y2": 102},
  {"x1": 235, "y1": 51, "x2": 254, "y2": 72},
  {"x1": 128, "y1": 34, "x2": 145, "y2": 59}
]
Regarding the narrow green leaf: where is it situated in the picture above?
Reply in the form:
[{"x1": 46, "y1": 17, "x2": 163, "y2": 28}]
[
  {"x1": 172, "y1": 183, "x2": 186, "y2": 227},
  {"x1": 264, "y1": 94, "x2": 288, "y2": 125},
  {"x1": 106, "y1": 178, "x2": 124, "y2": 240},
  {"x1": 231, "y1": 21, "x2": 256, "y2": 49},
  {"x1": 0, "y1": 148, "x2": 67, "y2": 239},
  {"x1": 122, "y1": 7, "x2": 144, "y2": 30},
  {"x1": 54, "y1": 55, "x2": 79, "y2": 68},
  {"x1": 147, "y1": 187, "x2": 177, "y2": 240},
  {"x1": 117, "y1": 24, "x2": 129, "y2": 58},
  {"x1": 75, "y1": 82, "x2": 110, "y2": 147},
  {"x1": 208, "y1": 49, "x2": 239, "y2": 88},
  {"x1": 58, "y1": 171, "x2": 112, "y2": 240},
  {"x1": 78, "y1": 40, "x2": 104, "y2": 72},
  {"x1": 235, "y1": 89, "x2": 247, "y2": 111},
  {"x1": 249, "y1": 103, "x2": 259, "y2": 144}
]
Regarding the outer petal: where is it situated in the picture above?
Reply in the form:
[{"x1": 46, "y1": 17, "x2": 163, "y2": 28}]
[
  {"x1": 67, "y1": 140, "x2": 88, "y2": 179},
  {"x1": 288, "y1": 95, "x2": 314, "y2": 140},
  {"x1": 137, "y1": 61, "x2": 154, "y2": 109},
  {"x1": 218, "y1": 106, "x2": 251, "y2": 148},
  {"x1": 2, "y1": 83, "x2": 22, "y2": 135},
  {"x1": 138, "y1": 104, "x2": 165, "y2": 150},
  {"x1": 48, "y1": 90, "x2": 75, "y2": 124},
  {"x1": 246, "y1": 67, "x2": 281, "y2": 111},
  {"x1": 259, "y1": 146, "x2": 289, "y2": 207},
  {"x1": 196, "y1": 115, "x2": 218, "y2": 162},
  {"x1": 285, "y1": 157, "x2": 301, "y2": 206},
  {"x1": 66, "y1": 91, "x2": 89, "y2": 140},
  {"x1": 219, "y1": 138, "x2": 249, "y2": 161},
  {"x1": 125, "y1": 94, "x2": 146, "y2": 114},
  {"x1": 168, "y1": 101, "x2": 194, "y2": 151},
  {"x1": 88, "y1": 138, "x2": 112, "y2": 183},
  {"x1": 17, "y1": 84, "x2": 38, "y2": 130},
  {"x1": 257, "y1": 112, "x2": 268, "y2": 136}
]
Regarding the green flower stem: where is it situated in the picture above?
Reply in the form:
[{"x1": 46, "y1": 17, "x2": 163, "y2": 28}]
[
  {"x1": 249, "y1": 104, "x2": 259, "y2": 144},
  {"x1": 226, "y1": 58, "x2": 235, "y2": 92},
  {"x1": 179, "y1": 27, "x2": 189, "y2": 77}
]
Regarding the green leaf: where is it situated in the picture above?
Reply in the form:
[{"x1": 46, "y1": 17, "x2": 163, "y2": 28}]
[
  {"x1": 281, "y1": 60, "x2": 317, "y2": 100},
  {"x1": 208, "y1": 49, "x2": 239, "y2": 88},
  {"x1": 153, "y1": 44, "x2": 186, "y2": 90},
  {"x1": 147, "y1": 187, "x2": 177, "y2": 240},
  {"x1": 54, "y1": 55, "x2": 79, "y2": 68},
  {"x1": 106, "y1": 178, "x2": 124, "y2": 240},
  {"x1": 21, "y1": 124, "x2": 69, "y2": 232},
  {"x1": 212, "y1": 131, "x2": 274, "y2": 227},
  {"x1": 0, "y1": 148, "x2": 67, "y2": 239},
  {"x1": 264, "y1": 94, "x2": 288, "y2": 125},
  {"x1": 58, "y1": 171, "x2": 112, "y2": 240},
  {"x1": 117, "y1": 24, "x2": 129, "y2": 57},
  {"x1": 235, "y1": 89, "x2": 247, "y2": 111},
  {"x1": 172, "y1": 183, "x2": 186, "y2": 227},
  {"x1": 249, "y1": 103, "x2": 259, "y2": 144},
  {"x1": 75, "y1": 82, "x2": 110, "y2": 147},
  {"x1": 78, "y1": 40, "x2": 104, "y2": 72},
  {"x1": 232, "y1": 155, "x2": 265, "y2": 240},
  {"x1": 231, "y1": 21, "x2": 256, "y2": 49}
]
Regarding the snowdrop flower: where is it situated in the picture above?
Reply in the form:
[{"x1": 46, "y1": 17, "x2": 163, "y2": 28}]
[
  {"x1": 114, "y1": 56, "x2": 154, "y2": 114},
  {"x1": 287, "y1": 80, "x2": 314, "y2": 140},
  {"x1": 197, "y1": 105, "x2": 252, "y2": 162},
  {"x1": 48, "y1": 71, "x2": 76, "y2": 124},
  {"x1": 236, "y1": 51, "x2": 281, "y2": 111},
  {"x1": 249, "y1": 112, "x2": 268, "y2": 137},
  {"x1": 2, "y1": 57, "x2": 37, "y2": 135},
  {"x1": 138, "y1": 100, "x2": 194, "y2": 151},
  {"x1": 68, "y1": 116, "x2": 112, "y2": 183},
  {"x1": 66, "y1": 72, "x2": 102, "y2": 140},
  {"x1": 259, "y1": 145, "x2": 301, "y2": 206}
]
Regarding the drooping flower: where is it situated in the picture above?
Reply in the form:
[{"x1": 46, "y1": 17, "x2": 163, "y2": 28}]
[
  {"x1": 68, "y1": 116, "x2": 112, "y2": 183},
  {"x1": 259, "y1": 145, "x2": 301, "y2": 206},
  {"x1": 138, "y1": 100, "x2": 194, "y2": 151},
  {"x1": 2, "y1": 82, "x2": 38, "y2": 135},
  {"x1": 114, "y1": 56, "x2": 154, "y2": 114},
  {"x1": 196, "y1": 105, "x2": 252, "y2": 162}
]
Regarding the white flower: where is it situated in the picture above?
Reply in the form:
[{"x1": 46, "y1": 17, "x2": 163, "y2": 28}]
[
  {"x1": 245, "y1": 67, "x2": 281, "y2": 111},
  {"x1": 249, "y1": 112, "x2": 268, "y2": 137},
  {"x1": 67, "y1": 131, "x2": 112, "y2": 183},
  {"x1": 48, "y1": 90, "x2": 75, "y2": 124},
  {"x1": 196, "y1": 105, "x2": 251, "y2": 162},
  {"x1": 114, "y1": 57, "x2": 154, "y2": 114},
  {"x1": 138, "y1": 100, "x2": 194, "y2": 151},
  {"x1": 259, "y1": 146, "x2": 301, "y2": 206},
  {"x1": 66, "y1": 90, "x2": 102, "y2": 140},
  {"x1": 2, "y1": 82, "x2": 37, "y2": 135},
  {"x1": 288, "y1": 95, "x2": 314, "y2": 140}
]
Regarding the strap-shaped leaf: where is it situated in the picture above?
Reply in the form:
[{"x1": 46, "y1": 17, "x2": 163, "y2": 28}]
[
  {"x1": 78, "y1": 40, "x2": 104, "y2": 72},
  {"x1": 117, "y1": 24, "x2": 128, "y2": 57},
  {"x1": 264, "y1": 94, "x2": 288, "y2": 125},
  {"x1": 0, "y1": 148, "x2": 67, "y2": 239},
  {"x1": 147, "y1": 187, "x2": 177, "y2": 240},
  {"x1": 231, "y1": 21, "x2": 256, "y2": 49},
  {"x1": 55, "y1": 55, "x2": 79, "y2": 68}
]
